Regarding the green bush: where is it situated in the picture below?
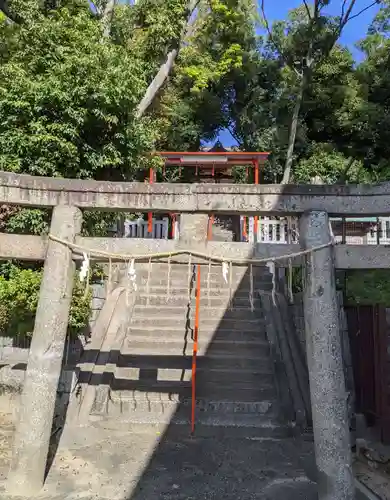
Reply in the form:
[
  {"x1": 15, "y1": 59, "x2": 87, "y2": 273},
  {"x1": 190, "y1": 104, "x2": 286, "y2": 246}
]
[
  {"x1": 345, "y1": 270, "x2": 390, "y2": 306},
  {"x1": 0, "y1": 265, "x2": 91, "y2": 339}
]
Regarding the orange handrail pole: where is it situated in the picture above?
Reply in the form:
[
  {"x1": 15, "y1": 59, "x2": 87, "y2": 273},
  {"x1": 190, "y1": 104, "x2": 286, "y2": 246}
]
[
  {"x1": 148, "y1": 167, "x2": 154, "y2": 233},
  {"x1": 242, "y1": 216, "x2": 247, "y2": 240},
  {"x1": 207, "y1": 215, "x2": 214, "y2": 241},
  {"x1": 191, "y1": 264, "x2": 201, "y2": 434},
  {"x1": 253, "y1": 159, "x2": 259, "y2": 240}
]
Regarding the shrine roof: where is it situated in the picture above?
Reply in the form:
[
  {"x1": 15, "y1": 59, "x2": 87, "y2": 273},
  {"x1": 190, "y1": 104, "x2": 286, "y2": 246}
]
[{"x1": 157, "y1": 151, "x2": 269, "y2": 165}]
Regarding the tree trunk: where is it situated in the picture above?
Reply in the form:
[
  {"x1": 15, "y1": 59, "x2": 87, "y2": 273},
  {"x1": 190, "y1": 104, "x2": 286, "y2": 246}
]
[
  {"x1": 135, "y1": 49, "x2": 179, "y2": 119},
  {"x1": 101, "y1": 0, "x2": 116, "y2": 40},
  {"x1": 0, "y1": 0, "x2": 22, "y2": 22},
  {"x1": 135, "y1": 0, "x2": 200, "y2": 119},
  {"x1": 281, "y1": 75, "x2": 305, "y2": 184},
  {"x1": 339, "y1": 157, "x2": 355, "y2": 184}
]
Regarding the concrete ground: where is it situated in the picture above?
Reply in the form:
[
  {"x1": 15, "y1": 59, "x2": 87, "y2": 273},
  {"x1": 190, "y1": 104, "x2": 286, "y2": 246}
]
[{"x1": 0, "y1": 414, "x2": 376, "y2": 500}]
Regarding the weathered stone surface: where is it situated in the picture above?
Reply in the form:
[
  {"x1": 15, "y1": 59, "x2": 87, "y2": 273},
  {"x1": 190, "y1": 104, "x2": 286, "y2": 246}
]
[
  {"x1": 2, "y1": 170, "x2": 390, "y2": 214},
  {"x1": 0, "y1": 422, "x2": 317, "y2": 500},
  {"x1": 6, "y1": 205, "x2": 82, "y2": 496},
  {"x1": 177, "y1": 213, "x2": 208, "y2": 244},
  {"x1": 299, "y1": 210, "x2": 355, "y2": 500}
]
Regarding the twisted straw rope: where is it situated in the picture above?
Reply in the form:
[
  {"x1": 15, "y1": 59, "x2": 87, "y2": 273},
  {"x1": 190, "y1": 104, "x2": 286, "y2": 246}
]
[{"x1": 48, "y1": 234, "x2": 334, "y2": 265}]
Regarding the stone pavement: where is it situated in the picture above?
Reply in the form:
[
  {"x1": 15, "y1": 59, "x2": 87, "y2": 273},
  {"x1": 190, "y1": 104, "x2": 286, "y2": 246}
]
[
  {"x1": 0, "y1": 418, "x2": 374, "y2": 500},
  {"x1": 0, "y1": 417, "x2": 319, "y2": 500}
]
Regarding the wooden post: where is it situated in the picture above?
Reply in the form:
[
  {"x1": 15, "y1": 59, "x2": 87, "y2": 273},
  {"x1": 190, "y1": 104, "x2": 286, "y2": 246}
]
[
  {"x1": 299, "y1": 210, "x2": 355, "y2": 500},
  {"x1": 7, "y1": 205, "x2": 82, "y2": 496}
]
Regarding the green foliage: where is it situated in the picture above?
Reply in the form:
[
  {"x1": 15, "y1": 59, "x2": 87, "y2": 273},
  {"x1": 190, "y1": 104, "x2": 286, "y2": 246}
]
[
  {"x1": 0, "y1": 266, "x2": 41, "y2": 338},
  {"x1": 0, "y1": 264, "x2": 91, "y2": 339},
  {"x1": 5, "y1": 209, "x2": 50, "y2": 234},
  {"x1": 345, "y1": 270, "x2": 390, "y2": 306},
  {"x1": 294, "y1": 144, "x2": 369, "y2": 184},
  {"x1": 0, "y1": 5, "x2": 157, "y2": 180},
  {"x1": 178, "y1": 0, "x2": 252, "y2": 92},
  {"x1": 68, "y1": 278, "x2": 92, "y2": 337},
  {"x1": 2, "y1": 0, "x2": 390, "y2": 331}
]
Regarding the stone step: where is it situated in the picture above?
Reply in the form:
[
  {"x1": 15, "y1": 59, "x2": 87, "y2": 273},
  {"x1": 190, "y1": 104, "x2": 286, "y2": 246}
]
[
  {"x1": 116, "y1": 352, "x2": 272, "y2": 371},
  {"x1": 138, "y1": 275, "x2": 272, "y2": 287},
  {"x1": 136, "y1": 285, "x2": 271, "y2": 297},
  {"x1": 174, "y1": 420, "x2": 291, "y2": 439},
  {"x1": 107, "y1": 384, "x2": 277, "y2": 403},
  {"x1": 125, "y1": 328, "x2": 267, "y2": 343},
  {"x1": 114, "y1": 366, "x2": 275, "y2": 385},
  {"x1": 138, "y1": 264, "x2": 271, "y2": 275},
  {"x1": 93, "y1": 394, "x2": 279, "y2": 416},
  {"x1": 132, "y1": 305, "x2": 263, "y2": 320},
  {"x1": 121, "y1": 338, "x2": 270, "y2": 357},
  {"x1": 128, "y1": 316, "x2": 265, "y2": 331},
  {"x1": 136, "y1": 295, "x2": 262, "y2": 309},
  {"x1": 126, "y1": 328, "x2": 267, "y2": 344},
  {"x1": 92, "y1": 268, "x2": 272, "y2": 288},
  {"x1": 90, "y1": 412, "x2": 290, "y2": 439}
]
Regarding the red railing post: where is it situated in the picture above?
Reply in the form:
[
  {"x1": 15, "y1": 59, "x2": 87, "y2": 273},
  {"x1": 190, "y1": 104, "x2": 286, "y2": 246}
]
[{"x1": 191, "y1": 264, "x2": 201, "y2": 434}]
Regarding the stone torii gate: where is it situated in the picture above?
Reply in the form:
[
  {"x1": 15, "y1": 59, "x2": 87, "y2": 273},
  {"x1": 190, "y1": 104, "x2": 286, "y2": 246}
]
[{"x1": 1, "y1": 171, "x2": 390, "y2": 499}]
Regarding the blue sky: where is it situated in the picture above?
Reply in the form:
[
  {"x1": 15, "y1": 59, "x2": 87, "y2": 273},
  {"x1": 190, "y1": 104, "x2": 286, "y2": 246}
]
[
  {"x1": 217, "y1": 0, "x2": 381, "y2": 147},
  {"x1": 262, "y1": 0, "x2": 380, "y2": 59}
]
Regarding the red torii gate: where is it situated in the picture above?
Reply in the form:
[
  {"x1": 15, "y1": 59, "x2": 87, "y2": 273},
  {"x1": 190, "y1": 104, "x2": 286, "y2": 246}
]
[{"x1": 148, "y1": 149, "x2": 269, "y2": 240}]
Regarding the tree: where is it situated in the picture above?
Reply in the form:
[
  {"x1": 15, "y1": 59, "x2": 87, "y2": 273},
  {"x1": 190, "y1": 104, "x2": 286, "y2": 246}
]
[
  {"x1": 260, "y1": 0, "x2": 381, "y2": 184},
  {"x1": 135, "y1": 0, "x2": 200, "y2": 118},
  {"x1": 225, "y1": 18, "x2": 364, "y2": 183},
  {"x1": 0, "y1": 4, "x2": 160, "y2": 180},
  {"x1": 351, "y1": 0, "x2": 390, "y2": 179}
]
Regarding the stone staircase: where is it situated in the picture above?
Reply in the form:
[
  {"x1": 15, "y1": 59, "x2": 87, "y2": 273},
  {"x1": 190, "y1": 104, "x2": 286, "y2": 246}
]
[{"x1": 87, "y1": 263, "x2": 292, "y2": 438}]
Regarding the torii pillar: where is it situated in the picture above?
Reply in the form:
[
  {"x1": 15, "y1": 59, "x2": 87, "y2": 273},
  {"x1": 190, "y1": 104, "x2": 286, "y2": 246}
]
[{"x1": 299, "y1": 210, "x2": 354, "y2": 500}]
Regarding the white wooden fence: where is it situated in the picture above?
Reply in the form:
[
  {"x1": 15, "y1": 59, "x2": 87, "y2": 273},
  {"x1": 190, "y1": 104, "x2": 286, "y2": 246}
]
[
  {"x1": 241, "y1": 216, "x2": 299, "y2": 244},
  {"x1": 124, "y1": 218, "x2": 170, "y2": 239},
  {"x1": 121, "y1": 216, "x2": 390, "y2": 244},
  {"x1": 241, "y1": 216, "x2": 390, "y2": 245}
]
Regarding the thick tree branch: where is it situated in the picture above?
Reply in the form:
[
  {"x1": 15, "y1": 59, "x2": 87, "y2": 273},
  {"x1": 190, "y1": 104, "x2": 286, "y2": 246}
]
[
  {"x1": 321, "y1": 0, "x2": 378, "y2": 54},
  {"x1": 347, "y1": 0, "x2": 379, "y2": 23},
  {"x1": 339, "y1": 0, "x2": 357, "y2": 32},
  {"x1": 339, "y1": 157, "x2": 355, "y2": 184},
  {"x1": 0, "y1": 0, "x2": 22, "y2": 23},
  {"x1": 260, "y1": 0, "x2": 301, "y2": 76},
  {"x1": 314, "y1": 0, "x2": 320, "y2": 19},
  {"x1": 101, "y1": 0, "x2": 117, "y2": 39},
  {"x1": 341, "y1": 0, "x2": 348, "y2": 20},
  {"x1": 281, "y1": 75, "x2": 305, "y2": 184},
  {"x1": 135, "y1": 0, "x2": 200, "y2": 119},
  {"x1": 303, "y1": 0, "x2": 312, "y2": 20},
  {"x1": 227, "y1": 124, "x2": 242, "y2": 146}
]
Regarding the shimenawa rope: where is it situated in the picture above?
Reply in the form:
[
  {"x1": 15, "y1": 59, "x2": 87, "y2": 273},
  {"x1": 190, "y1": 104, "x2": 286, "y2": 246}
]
[{"x1": 48, "y1": 233, "x2": 334, "y2": 266}]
